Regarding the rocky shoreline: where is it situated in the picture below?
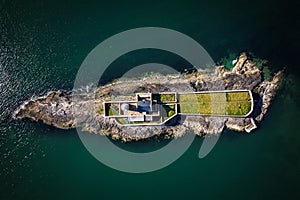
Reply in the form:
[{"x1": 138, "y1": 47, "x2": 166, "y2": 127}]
[{"x1": 13, "y1": 53, "x2": 283, "y2": 142}]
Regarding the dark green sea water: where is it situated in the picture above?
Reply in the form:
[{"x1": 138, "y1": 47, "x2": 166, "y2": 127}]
[{"x1": 0, "y1": 0, "x2": 299, "y2": 199}]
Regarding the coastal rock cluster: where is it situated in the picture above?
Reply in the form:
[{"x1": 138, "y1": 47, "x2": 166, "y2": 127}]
[{"x1": 13, "y1": 53, "x2": 283, "y2": 141}]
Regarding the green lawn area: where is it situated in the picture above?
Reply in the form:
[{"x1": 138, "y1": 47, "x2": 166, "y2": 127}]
[
  {"x1": 162, "y1": 104, "x2": 176, "y2": 121},
  {"x1": 179, "y1": 93, "x2": 228, "y2": 103},
  {"x1": 153, "y1": 93, "x2": 176, "y2": 103},
  {"x1": 108, "y1": 108, "x2": 119, "y2": 116},
  {"x1": 178, "y1": 91, "x2": 252, "y2": 116},
  {"x1": 225, "y1": 101, "x2": 252, "y2": 115},
  {"x1": 226, "y1": 91, "x2": 251, "y2": 101}
]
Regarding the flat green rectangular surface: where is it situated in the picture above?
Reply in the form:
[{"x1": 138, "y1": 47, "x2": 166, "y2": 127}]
[{"x1": 178, "y1": 91, "x2": 252, "y2": 116}]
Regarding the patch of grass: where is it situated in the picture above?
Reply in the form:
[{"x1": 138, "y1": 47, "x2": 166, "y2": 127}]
[
  {"x1": 178, "y1": 94, "x2": 193, "y2": 103},
  {"x1": 226, "y1": 91, "x2": 250, "y2": 101},
  {"x1": 240, "y1": 102, "x2": 252, "y2": 114},
  {"x1": 160, "y1": 93, "x2": 176, "y2": 102},
  {"x1": 179, "y1": 93, "x2": 208, "y2": 103},
  {"x1": 168, "y1": 110, "x2": 175, "y2": 117},
  {"x1": 153, "y1": 93, "x2": 176, "y2": 103},
  {"x1": 179, "y1": 93, "x2": 227, "y2": 103},
  {"x1": 178, "y1": 91, "x2": 252, "y2": 116},
  {"x1": 179, "y1": 103, "x2": 202, "y2": 114},
  {"x1": 108, "y1": 108, "x2": 119, "y2": 116},
  {"x1": 225, "y1": 102, "x2": 252, "y2": 115},
  {"x1": 162, "y1": 104, "x2": 176, "y2": 121},
  {"x1": 165, "y1": 105, "x2": 176, "y2": 117}
]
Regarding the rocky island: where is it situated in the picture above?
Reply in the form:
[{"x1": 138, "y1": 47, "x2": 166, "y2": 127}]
[{"x1": 13, "y1": 53, "x2": 283, "y2": 142}]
